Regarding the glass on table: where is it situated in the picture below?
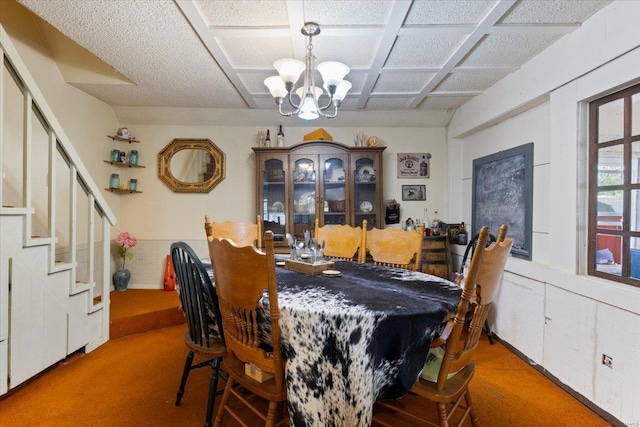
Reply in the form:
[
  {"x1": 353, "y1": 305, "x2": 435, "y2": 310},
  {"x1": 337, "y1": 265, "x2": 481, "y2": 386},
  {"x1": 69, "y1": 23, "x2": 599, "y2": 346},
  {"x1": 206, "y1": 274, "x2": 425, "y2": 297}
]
[
  {"x1": 310, "y1": 247, "x2": 324, "y2": 264},
  {"x1": 291, "y1": 239, "x2": 307, "y2": 261}
]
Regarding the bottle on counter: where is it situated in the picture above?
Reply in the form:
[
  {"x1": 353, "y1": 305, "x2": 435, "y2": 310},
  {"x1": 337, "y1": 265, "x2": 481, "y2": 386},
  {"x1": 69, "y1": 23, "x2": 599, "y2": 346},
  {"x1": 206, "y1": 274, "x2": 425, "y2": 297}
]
[
  {"x1": 265, "y1": 129, "x2": 271, "y2": 147},
  {"x1": 431, "y1": 211, "x2": 440, "y2": 236},
  {"x1": 458, "y1": 222, "x2": 468, "y2": 245},
  {"x1": 422, "y1": 208, "x2": 431, "y2": 236},
  {"x1": 277, "y1": 125, "x2": 285, "y2": 147}
]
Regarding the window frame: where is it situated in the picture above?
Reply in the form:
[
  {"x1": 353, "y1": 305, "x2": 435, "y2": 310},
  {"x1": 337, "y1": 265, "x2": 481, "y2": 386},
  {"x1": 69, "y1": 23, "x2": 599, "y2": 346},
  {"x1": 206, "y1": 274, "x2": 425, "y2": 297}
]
[{"x1": 588, "y1": 83, "x2": 640, "y2": 287}]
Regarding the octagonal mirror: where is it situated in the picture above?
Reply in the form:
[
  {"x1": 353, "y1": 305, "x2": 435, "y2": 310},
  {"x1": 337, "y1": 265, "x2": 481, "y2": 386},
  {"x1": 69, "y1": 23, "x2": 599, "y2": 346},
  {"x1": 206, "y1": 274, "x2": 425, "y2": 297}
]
[{"x1": 158, "y1": 138, "x2": 225, "y2": 193}]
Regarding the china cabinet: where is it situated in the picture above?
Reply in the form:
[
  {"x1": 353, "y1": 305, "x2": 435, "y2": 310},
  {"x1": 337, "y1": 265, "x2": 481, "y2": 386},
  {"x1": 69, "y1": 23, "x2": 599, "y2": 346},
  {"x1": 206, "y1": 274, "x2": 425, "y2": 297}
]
[
  {"x1": 253, "y1": 141, "x2": 385, "y2": 247},
  {"x1": 105, "y1": 134, "x2": 144, "y2": 194}
]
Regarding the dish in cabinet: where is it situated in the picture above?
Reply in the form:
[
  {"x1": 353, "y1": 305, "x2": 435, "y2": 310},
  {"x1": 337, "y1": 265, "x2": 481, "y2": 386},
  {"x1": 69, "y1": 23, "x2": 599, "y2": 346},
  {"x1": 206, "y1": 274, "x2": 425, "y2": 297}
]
[
  {"x1": 360, "y1": 201, "x2": 373, "y2": 213},
  {"x1": 356, "y1": 164, "x2": 375, "y2": 182}
]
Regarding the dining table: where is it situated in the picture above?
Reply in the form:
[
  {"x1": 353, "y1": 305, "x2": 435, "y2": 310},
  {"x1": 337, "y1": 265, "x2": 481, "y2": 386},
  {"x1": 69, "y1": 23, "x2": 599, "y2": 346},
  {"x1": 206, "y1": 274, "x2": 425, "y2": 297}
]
[{"x1": 204, "y1": 258, "x2": 461, "y2": 427}]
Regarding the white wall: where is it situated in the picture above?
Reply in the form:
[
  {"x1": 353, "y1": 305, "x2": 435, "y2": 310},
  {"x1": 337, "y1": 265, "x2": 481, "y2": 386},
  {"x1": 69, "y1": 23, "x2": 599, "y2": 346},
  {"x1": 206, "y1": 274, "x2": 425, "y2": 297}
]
[{"x1": 448, "y1": 1, "x2": 640, "y2": 424}]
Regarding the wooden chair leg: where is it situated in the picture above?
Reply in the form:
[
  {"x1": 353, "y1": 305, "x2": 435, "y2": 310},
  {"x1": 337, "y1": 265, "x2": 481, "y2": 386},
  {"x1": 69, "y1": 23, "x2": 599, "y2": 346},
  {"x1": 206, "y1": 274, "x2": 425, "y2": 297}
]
[
  {"x1": 213, "y1": 377, "x2": 235, "y2": 427},
  {"x1": 436, "y1": 402, "x2": 450, "y2": 427},
  {"x1": 465, "y1": 389, "x2": 479, "y2": 427},
  {"x1": 176, "y1": 351, "x2": 195, "y2": 406},
  {"x1": 484, "y1": 319, "x2": 494, "y2": 345},
  {"x1": 204, "y1": 357, "x2": 222, "y2": 427},
  {"x1": 265, "y1": 400, "x2": 279, "y2": 427}
]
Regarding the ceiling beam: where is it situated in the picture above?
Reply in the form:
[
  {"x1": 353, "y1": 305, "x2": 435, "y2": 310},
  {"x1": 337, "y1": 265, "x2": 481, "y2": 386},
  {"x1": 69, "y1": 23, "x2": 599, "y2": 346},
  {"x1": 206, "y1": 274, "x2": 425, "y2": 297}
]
[
  {"x1": 408, "y1": 0, "x2": 517, "y2": 108},
  {"x1": 356, "y1": 0, "x2": 413, "y2": 109},
  {"x1": 176, "y1": 0, "x2": 256, "y2": 108}
]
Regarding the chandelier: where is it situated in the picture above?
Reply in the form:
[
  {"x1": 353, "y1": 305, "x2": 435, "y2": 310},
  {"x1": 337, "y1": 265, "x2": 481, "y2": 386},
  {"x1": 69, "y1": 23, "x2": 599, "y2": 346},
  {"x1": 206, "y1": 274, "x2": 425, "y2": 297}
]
[{"x1": 264, "y1": 22, "x2": 351, "y2": 120}]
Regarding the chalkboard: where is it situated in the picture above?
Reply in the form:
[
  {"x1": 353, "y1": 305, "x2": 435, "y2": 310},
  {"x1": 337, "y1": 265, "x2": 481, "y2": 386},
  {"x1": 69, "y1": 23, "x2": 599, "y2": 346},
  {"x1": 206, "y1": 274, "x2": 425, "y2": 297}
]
[{"x1": 472, "y1": 143, "x2": 533, "y2": 260}]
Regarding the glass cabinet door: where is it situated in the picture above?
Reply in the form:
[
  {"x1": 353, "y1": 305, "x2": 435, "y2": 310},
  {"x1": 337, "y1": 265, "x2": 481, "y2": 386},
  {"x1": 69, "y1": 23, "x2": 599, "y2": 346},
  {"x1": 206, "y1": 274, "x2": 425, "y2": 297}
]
[
  {"x1": 353, "y1": 155, "x2": 378, "y2": 229},
  {"x1": 260, "y1": 157, "x2": 287, "y2": 243},
  {"x1": 291, "y1": 156, "x2": 317, "y2": 241},
  {"x1": 321, "y1": 155, "x2": 348, "y2": 226}
]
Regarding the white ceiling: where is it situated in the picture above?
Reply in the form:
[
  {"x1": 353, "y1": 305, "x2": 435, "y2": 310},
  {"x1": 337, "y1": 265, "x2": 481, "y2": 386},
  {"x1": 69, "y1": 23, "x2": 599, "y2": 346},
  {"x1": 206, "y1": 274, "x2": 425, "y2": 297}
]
[{"x1": 16, "y1": 0, "x2": 612, "y2": 127}]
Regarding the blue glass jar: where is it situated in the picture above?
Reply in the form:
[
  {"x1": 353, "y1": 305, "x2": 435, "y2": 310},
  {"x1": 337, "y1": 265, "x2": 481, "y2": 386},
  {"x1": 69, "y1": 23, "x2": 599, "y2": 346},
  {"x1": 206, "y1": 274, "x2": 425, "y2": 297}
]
[
  {"x1": 129, "y1": 179, "x2": 138, "y2": 191},
  {"x1": 111, "y1": 149, "x2": 121, "y2": 162},
  {"x1": 129, "y1": 150, "x2": 139, "y2": 165},
  {"x1": 109, "y1": 173, "x2": 120, "y2": 189}
]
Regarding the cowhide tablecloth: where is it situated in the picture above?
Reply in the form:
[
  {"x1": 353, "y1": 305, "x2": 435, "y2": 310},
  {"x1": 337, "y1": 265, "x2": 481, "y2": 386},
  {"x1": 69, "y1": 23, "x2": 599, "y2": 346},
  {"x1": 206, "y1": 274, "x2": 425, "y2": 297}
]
[{"x1": 204, "y1": 259, "x2": 460, "y2": 427}]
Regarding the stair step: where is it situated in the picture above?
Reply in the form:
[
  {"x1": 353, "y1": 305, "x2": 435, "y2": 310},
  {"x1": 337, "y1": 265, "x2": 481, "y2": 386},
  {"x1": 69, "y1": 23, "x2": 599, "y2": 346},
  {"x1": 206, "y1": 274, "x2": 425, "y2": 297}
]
[{"x1": 109, "y1": 289, "x2": 185, "y2": 339}]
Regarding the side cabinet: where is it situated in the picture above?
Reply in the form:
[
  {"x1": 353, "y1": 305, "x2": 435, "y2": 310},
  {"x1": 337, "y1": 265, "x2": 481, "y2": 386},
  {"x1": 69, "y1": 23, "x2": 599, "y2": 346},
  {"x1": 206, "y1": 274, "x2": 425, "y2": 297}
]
[{"x1": 253, "y1": 141, "x2": 385, "y2": 247}]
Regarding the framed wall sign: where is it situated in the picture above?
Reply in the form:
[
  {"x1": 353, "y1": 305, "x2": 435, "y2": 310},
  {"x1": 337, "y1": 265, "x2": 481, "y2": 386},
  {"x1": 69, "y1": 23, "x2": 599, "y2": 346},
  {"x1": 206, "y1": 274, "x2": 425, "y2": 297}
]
[
  {"x1": 472, "y1": 142, "x2": 533, "y2": 260},
  {"x1": 447, "y1": 223, "x2": 462, "y2": 244},
  {"x1": 402, "y1": 185, "x2": 426, "y2": 201},
  {"x1": 398, "y1": 153, "x2": 431, "y2": 178}
]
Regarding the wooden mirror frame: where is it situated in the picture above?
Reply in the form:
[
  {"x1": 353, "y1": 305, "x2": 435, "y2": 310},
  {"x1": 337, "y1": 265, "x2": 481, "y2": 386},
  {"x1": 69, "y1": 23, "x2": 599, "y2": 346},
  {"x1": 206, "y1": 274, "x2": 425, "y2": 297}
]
[{"x1": 158, "y1": 138, "x2": 226, "y2": 193}]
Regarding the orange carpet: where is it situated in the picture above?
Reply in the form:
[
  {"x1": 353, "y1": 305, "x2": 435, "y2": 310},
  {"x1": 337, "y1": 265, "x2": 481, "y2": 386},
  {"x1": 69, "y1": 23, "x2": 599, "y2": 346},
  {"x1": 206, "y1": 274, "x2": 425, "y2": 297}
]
[{"x1": 0, "y1": 291, "x2": 614, "y2": 427}]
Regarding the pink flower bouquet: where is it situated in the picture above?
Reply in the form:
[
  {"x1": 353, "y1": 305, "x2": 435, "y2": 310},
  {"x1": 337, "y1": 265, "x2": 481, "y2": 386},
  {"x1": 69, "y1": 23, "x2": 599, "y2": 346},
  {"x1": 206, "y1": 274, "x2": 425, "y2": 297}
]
[{"x1": 116, "y1": 232, "x2": 137, "y2": 269}]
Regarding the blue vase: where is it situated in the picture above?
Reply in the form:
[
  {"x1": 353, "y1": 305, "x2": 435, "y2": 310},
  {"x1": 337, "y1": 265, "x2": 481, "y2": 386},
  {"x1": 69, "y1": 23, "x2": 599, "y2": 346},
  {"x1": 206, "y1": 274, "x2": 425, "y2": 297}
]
[{"x1": 113, "y1": 269, "x2": 131, "y2": 292}]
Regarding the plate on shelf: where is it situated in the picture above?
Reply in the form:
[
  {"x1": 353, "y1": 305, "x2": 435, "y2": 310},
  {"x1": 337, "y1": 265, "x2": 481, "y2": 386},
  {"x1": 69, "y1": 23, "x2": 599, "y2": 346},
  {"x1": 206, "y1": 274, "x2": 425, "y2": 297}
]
[
  {"x1": 360, "y1": 201, "x2": 373, "y2": 213},
  {"x1": 356, "y1": 164, "x2": 375, "y2": 182},
  {"x1": 322, "y1": 270, "x2": 342, "y2": 277}
]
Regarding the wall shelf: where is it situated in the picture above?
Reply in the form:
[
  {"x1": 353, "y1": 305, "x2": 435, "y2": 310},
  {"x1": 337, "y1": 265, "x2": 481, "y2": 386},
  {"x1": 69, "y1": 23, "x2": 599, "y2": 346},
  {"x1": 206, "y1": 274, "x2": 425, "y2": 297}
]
[
  {"x1": 108, "y1": 135, "x2": 140, "y2": 143},
  {"x1": 106, "y1": 133, "x2": 142, "y2": 193},
  {"x1": 105, "y1": 188, "x2": 143, "y2": 194},
  {"x1": 103, "y1": 160, "x2": 145, "y2": 168}
]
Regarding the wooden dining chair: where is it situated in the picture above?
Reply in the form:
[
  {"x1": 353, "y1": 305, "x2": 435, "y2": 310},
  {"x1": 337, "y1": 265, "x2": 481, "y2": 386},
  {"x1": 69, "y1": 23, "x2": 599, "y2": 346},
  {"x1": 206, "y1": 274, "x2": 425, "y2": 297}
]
[
  {"x1": 170, "y1": 242, "x2": 227, "y2": 427},
  {"x1": 208, "y1": 231, "x2": 288, "y2": 427},
  {"x1": 365, "y1": 224, "x2": 425, "y2": 271},
  {"x1": 204, "y1": 214, "x2": 262, "y2": 247},
  {"x1": 374, "y1": 225, "x2": 514, "y2": 427},
  {"x1": 431, "y1": 224, "x2": 512, "y2": 348},
  {"x1": 314, "y1": 218, "x2": 367, "y2": 262}
]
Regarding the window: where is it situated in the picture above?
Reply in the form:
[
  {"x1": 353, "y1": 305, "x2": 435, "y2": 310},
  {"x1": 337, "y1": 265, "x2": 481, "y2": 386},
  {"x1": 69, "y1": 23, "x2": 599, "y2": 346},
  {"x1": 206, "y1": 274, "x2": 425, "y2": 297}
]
[{"x1": 589, "y1": 83, "x2": 640, "y2": 286}]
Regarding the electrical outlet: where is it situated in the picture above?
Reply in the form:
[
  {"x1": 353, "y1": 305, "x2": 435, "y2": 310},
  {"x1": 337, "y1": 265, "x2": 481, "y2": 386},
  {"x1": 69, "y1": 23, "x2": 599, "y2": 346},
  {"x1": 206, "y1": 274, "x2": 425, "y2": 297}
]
[{"x1": 602, "y1": 354, "x2": 613, "y2": 368}]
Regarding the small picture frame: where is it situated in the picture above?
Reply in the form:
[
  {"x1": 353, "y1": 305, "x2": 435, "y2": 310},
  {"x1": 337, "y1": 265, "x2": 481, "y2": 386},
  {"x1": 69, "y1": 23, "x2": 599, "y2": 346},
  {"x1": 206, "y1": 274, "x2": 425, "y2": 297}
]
[
  {"x1": 447, "y1": 223, "x2": 462, "y2": 244},
  {"x1": 401, "y1": 185, "x2": 426, "y2": 201}
]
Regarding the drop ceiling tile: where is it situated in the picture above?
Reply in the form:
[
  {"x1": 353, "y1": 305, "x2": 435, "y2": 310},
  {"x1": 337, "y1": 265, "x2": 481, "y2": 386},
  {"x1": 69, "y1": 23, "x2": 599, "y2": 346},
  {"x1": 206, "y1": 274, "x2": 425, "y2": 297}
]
[
  {"x1": 341, "y1": 73, "x2": 366, "y2": 93},
  {"x1": 302, "y1": 0, "x2": 394, "y2": 25},
  {"x1": 239, "y1": 73, "x2": 272, "y2": 94},
  {"x1": 373, "y1": 73, "x2": 435, "y2": 93},
  {"x1": 385, "y1": 34, "x2": 466, "y2": 67},
  {"x1": 435, "y1": 71, "x2": 509, "y2": 92},
  {"x1": 253, "y1": 97, "x2": 282, "y2": 109},
  {"x1": 419, "y1": 96, "x2": 476, "y2": 110},
  {"x1": 194, "y1": 0, "x2": 290, "y2": 26},
  {"x1": 460, "y1": 33, "x2": 563, "y2": 67},
  {"x1": 312, "y1": 35, "x2": 381, "y2": 69},
  {"x1": 405, "y1": 0, "x2": 496, "y2": 25},
  {"x1": 365, "y1": 98, "x2": 413, "y2": 110},
  {"x1": 219, "y1": 36, "x2": 293, "y2": 68},
  {"x1": 501, "y1": 0, "x2": 613, "y2": 24}
]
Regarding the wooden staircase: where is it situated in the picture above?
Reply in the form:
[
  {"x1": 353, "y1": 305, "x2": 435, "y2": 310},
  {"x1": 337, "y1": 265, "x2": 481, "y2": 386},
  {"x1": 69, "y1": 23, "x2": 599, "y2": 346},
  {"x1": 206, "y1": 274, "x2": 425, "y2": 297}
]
[{"x1": 0, "y1": 24, "x2": 116, "y2": 396}]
